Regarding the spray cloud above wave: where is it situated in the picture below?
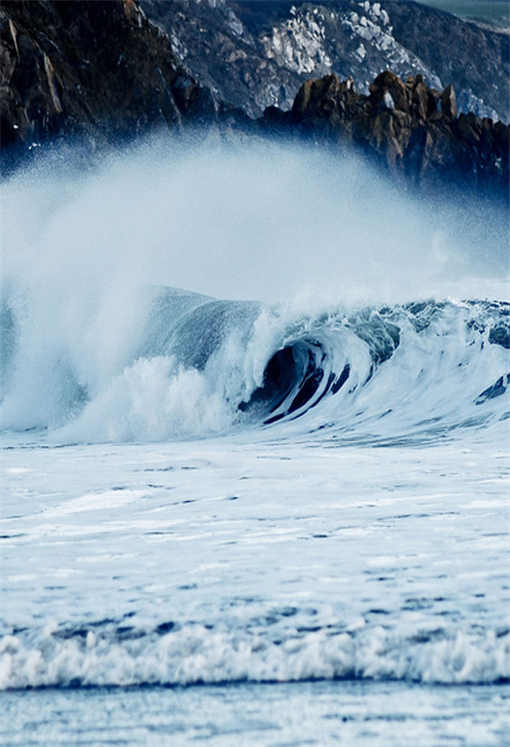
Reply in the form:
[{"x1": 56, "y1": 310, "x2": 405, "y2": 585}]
[{"x1": 2, "y1": 137, "x2": 508, "y2": 306}]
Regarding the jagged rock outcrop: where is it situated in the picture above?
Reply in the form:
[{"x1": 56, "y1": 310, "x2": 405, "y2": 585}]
[
  {"x1": 262, "y1": 70, "x2": 509, "y2": 196},
  {"x1": 0, "y1": 0, "x2": 217, "y2": 168},
  {"x1": 141, "y1": 0, "x2": 509, "y2": 122}
]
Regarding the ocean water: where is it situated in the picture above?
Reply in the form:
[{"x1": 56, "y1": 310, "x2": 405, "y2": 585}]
[
  {"x1": 1, "y1": 139, "x2": 509, "y2": 745},
  {"x1": 417, "y1": 0, "x2": 510, "y2": 28}
]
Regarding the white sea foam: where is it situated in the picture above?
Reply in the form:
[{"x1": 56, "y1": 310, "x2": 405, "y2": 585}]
[
  {"x1": 1, "y1": 621, "x2": 508, "y2": 690},
  {"x1": 2, "y1": 432, "x2": 508, "y2": 693}
]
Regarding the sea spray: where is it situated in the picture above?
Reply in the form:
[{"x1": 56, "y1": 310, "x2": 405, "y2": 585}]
[{"x1": 1, "y1": 138, "x2": 508, "y2": 440}]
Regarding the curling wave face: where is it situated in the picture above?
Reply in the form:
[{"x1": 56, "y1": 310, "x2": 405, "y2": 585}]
[{"x1": 1, "y1": 285, "x2": 509, "y2": 443}]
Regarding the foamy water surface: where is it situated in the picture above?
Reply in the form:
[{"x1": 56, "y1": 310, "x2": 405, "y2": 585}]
[{"x1": 1, "y1": 139, "x2": 509, "y2": 745}]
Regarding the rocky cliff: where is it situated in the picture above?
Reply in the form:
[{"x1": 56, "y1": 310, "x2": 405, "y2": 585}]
[
  {"x1": 142, "y1": 0, "x2": 509, "y2": 122},
  {"x1": 0, "y1": 0, "x2": 217, "y2": 169},
  {"x1": 1, "y1": 0, "x2": 508, "y2": 200},
  {"x1": 262, "y1": 70, "x2": 508, "y2": 197}
]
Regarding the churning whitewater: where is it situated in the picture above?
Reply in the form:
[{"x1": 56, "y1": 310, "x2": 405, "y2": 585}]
[
  {"x1": 2, "y1": 284, "x2": 509, "y2": 443},
  {"x1": 1, "y1": 140, "x2": 509, "y2": 744}
]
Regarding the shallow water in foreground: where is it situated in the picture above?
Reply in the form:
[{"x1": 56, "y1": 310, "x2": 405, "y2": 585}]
[
  {"x1": 2, "y1": 680, "x2": 509, "y2": 747},
  {"x1": 2, "y1": 429, "x2": 509, "y2": 745}
]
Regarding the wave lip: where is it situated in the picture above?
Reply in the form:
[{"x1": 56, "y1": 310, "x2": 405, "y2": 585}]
[{"x1": 239, "y1": 338, "x2": 346, "y2": 424}]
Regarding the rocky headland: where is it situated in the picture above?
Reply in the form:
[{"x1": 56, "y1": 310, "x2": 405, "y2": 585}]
[
  {"x1": 262, "y1": 70, "x2": 509, "y2": 196},
  {"x1": 142, "y1": 0, "x2": 509, "y2": 122},
  {"x1": 1, "y1": 0, "x2": 508, "y2": 199}
]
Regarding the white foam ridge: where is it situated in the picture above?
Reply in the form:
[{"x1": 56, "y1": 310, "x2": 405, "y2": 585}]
[{"x1": 1, "y1": 621, "x2": 508, "y2": 690}]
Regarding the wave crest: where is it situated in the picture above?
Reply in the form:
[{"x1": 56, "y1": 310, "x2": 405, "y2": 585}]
[
  {"x1": 1, "y1": 617, "x2": 508, "y2": 690},
  {"x1": 1, "y1": 288, "x2": 509, "y2": 443}
]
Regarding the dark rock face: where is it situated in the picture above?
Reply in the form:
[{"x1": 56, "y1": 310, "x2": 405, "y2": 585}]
[
  {"x1": 385, "y1": 0, "x2": 509, "y2": 122},
  {"x1": 141, "y1": 0, "x2": 509, "y2": 123},
  {"x1": 0, "y1": 0, "x2": 216, "y2": 167},
  {"x1": 0, "y1": 0, "x2": 507, "y2": 200},
  {"x1": 264, "y1": 70, "x2": 509, "y2": 196}
]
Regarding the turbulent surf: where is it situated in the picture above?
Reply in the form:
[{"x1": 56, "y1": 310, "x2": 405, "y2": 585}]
[
  {"x1": 1, "y1": 285, "x2": 509, "y2": 443},
  {"x1": 1, "y1": 140, "x2": 508, "y2": 745}
]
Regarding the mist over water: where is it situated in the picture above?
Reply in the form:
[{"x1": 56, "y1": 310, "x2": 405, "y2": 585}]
[
  {"x1": 1, "y1": 136, "x2": 508, "y2": 438},
  {"x1": 2, "y1": 136, "x2": 507, "y2": 304}
]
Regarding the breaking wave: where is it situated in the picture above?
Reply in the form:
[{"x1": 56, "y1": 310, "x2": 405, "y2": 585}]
[
  {"x1": 2, "y1": 138, "x2": 508, "y2": 444},
  {"x1": 1, "y1": 284, "x2": 509, "y2": 443},
  {"x1": 1, "y1": 138, "x2": 509, "y2": 698},
  {"x1": 1, "y1": 139, "x2": 508, "y2": 444},
  {"x1": 1, "y1": 614, "x2": 508, "y2": 690}
]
